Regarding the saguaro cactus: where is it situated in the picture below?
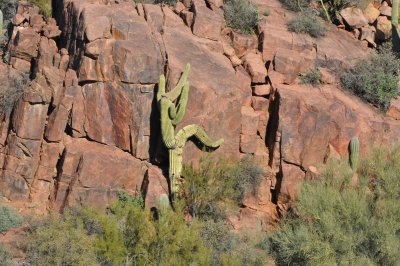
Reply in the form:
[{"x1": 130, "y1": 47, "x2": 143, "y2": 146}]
[
  {"x1": 157, "y1": 64, "x2": 224, "y2": 198},
  {"x1": 0, "y1": 10, "x2": 3, "y2": 43},
  {"x1": 349, "y1": 137, "x2": 360, "y2": 171},
  {"x1": 392, "y1": 0, "x2": 400, "y2": 51}
]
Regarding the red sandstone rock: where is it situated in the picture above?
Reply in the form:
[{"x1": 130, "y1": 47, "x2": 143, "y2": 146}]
[
  {"x1": 243, "y1": 52, "x2": 267, "y2": 83},
  {"x1": 230, "y1": 31, "x2": 258, "y2": 57},
  {"x1": 192, "y1": 0, "x2": 223, "y2": 41},
  {"x1": 340, "y1": 7, "x2": 368, "y2": 29},
  {"x1": 241, "y1": 106, "x2": 259, "y2": 136},
  {"x1": 387, "y1": 98, "x2": 400, "y2": 120},
  {"x1": 143, "y1": 166, "x2": 169, "y2": 209}
]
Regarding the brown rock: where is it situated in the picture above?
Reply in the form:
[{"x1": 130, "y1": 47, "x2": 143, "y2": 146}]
[
  {"x1": 12, "y1": 100, "x2": 48, "y2": 140},
  {"x1": 54, "y1": 137, "x2": 147, "y2": 210},
  {"x1": 274, "y1": 48, "x2": 315, "y2": 84},
  {"x1": 260, "y1": 26, "x2": 292, "y2": 62},
  {"x1": 251, "y1": 96, "x2": 269, "y2": 113},
  {"x1": 387, "y1": 98, "x2": 400, "y2": 120},
  {"x1": 253, "y1": 84, "x2": 271, "y2": 96},
  {"x1": 363, "y1": 3, "x2": 380, "y2": 23},
  {"x1": 181, "y1": 10, "x2": 194, "y2": 27},
  {"x1": 340, "y1": 7, "x2": 368, "y2": 29},
  {"x1": 174, "y1": 2, "x2": 186, "y2": 13},
  {"x1": 243, "y1": 52, "x2": 267, "y2": 83},
  {"x1": 230, "y1": 31, "x2": 258, "y2": 57},
  {"x1": 83, "y1": 82, "x2": 132, "y2": 151},
  {"x1": 376, "y1": 16, "x2": 392, "y2": 40},
  {"x1": 241, "y1": 106, "x2": 259, "y2": 135},
  {"x1": 379, "y1": 5, "x2": 391, "y2": 17},
  {"x1": 143, "y1": 166, "x2": 169, "y2": 209},
  {"x1": 360, "y1": 26, "x2": 376, "y2": 47},
  {"x1": 11, "y1": 28, "x2": 40, "y2": 61},
  {"x1": 192, "y1": 0, "x2": 222, "y2": 41},
  {"x1": 235, "y1": 65, "x2": 252, "y2": 106},
  {"x1": 240, "y1": 134, "x2": 257, "y2": 154},
  {"x1": 279, "y1": 163, "x2": 305, "y2": 205}
]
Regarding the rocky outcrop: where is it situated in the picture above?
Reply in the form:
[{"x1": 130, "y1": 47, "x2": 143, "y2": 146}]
[{"x1": 2, "y1": 0, "x2": 400, "y2": 231}]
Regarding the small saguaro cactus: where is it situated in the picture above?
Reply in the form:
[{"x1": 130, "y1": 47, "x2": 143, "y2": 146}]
[
  {"x1": 0, "y1": 10, "x2": 3, "y2": 43},
  {"x1": 349, "y1": 137, "x2": 360, "y2": 171},
  {"x1": 157, "y1": 64, "x2": 224, "y2": 198}
]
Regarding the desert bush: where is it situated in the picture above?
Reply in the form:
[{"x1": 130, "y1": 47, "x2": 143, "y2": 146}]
[
  {"x1": 0, "y1": 72, "x2": 29, "y2": 119},
  {"x1": 287, "y1": 9, "x2": 326, "y2": 38},
  {"x1": 300, "y1": 68, "x2": 321, "y2": 86},
  {"x1": 265, "y1": 148, "x2": 400, "y2": 265},
  {"x1": 0, "y1": 205, "x2": 22, "y2": 233},
  {"x1": 263, "y1": 8, "x2": 270, "y2": 16},
  {"x1": 183, "y1": 157, "x2": 263, "y2": 221},
  {"x1": 279, "y1": 0, "x2": 309, "y2": 12},
  {"x1": 0, "y1": 245, "x2": 11, "y2": 266},
  {"x1": 340, "y1": 44, "x2": 400, "y2": 111},
  {"x1": 224, "y1": 0, "x2": 259, "y2": 34},
  {"x1": 0, "y1": 0, "x2": 18, "y2": 28},
  {"x1": 26, "y1": 213, "x2": 99, "y2": 266},
  {"x1": 28, "y1": 0, "x2": 51, "y2": 18},
  {"x1": 26, "y1": 194, "x2": 212, "y2": 266}
]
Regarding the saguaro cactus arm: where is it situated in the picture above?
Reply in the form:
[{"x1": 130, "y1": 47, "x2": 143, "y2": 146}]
[
  {"x1": 171, "y1": 83, "x2": 189, "y2": 125},
  {"x1": 159, "y1": 98, "x2": 176, "y2": 149},
  {"x1": 175, "y1": 124, "x2": 224, "y2": 149},
  {"x1": 165, "y1": 64, "x2": 191, "y2": 101}
]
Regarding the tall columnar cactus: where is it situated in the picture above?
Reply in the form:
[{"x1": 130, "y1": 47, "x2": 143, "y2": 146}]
[
  {"x1": 0, "y1": 10, "x2": 3, "y2": 43},
  {"x1": 157, "y1": 64, "x2": 224, "y2": 198},
  {"x1": 392, "y1": 0, "x2": 400, "y2": 50},
  {"x1": 349, "y1": 137, "x2": 360, "y2": 171}
]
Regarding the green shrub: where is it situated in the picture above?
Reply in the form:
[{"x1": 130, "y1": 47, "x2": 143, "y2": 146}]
[
  {"x1": 26, "y1": 213, "x2": 99, "y2": 266},
  {"x1": 28, "y1": 0, "x2": 51, "y2": 19},
  {"x1": 26, "y1": 195, "x2": 212, "y2": 266},
  {"x1": 287, "y1": 10, "x2": 326, "y2": 38},
  {"x1": 263, "y1": 8, "x2": 270, "y2": 16},
  {"x1": 183, "y1": 157, "x2": 263, "y2": 221},
  {"x1": 279, "y1": 0, "x2": 309, "y2": 12},
  {"x1": 340, "y1": 44, "x2": 400, "y2": 111},
  {"x1": 0, "y1": 245, "x2": 11, "y2": 266},
  {"x1": 300, "y1": 68, "x2": 321, "y2": 86},
  {"x1": 0, "y1": 205, "x2": 22, "y2": 233},
  {"x1": 224, "y1": 0, "x2": 259, "y2": 34},
  {"x1": 265, "y1": 148, "x2": 400, "y2": 265},
  {"x1": 0, "y1": 72, "x2": 29, "y2": 119}
]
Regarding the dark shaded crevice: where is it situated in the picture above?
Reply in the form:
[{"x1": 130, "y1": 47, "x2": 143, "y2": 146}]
[
  {"x1": 49, "y1": 147, "x2": 67, "y2": 210},
  {"x1": 265, "y1": 90, "x2": 280, "y2": 166}
]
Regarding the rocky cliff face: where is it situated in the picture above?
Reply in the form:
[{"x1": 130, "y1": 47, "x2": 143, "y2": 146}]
[{"x1": 1, "y1": 0, "x2": 400, "y2": 230}]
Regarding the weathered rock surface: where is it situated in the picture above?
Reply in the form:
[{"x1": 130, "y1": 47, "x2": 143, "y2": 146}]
[{"x1": 2, "y1": 0, "x2": 400, "y2": 232}]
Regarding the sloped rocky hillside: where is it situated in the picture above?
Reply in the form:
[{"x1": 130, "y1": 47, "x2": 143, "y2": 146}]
[{"x1": 1, "y1": 0, "x2": 400, "y2": 231}]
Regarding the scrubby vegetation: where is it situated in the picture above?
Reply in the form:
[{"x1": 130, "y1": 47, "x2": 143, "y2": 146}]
[
  {"x1": 300, "y1": 68, "x2": 321, "y2": 86},
  {"x1": 287, "y1": 10, "x2": 326, "y2": 38},
  {"x1": 183, "y1": 157, "x2": 263, "y2": 221},
  {"x1": 340, "y1": 44, "x2": 400, "y2": 111},
  {"x1": 28, "y1": 0, "x2": 52, "y2": 19},
  {"x1": 0, "y1": 205, "x2": 22, "y2": 233},
  {"x1": 24, "y1": 158, "x2": 267, "y2": 265},
  {"x1": 264, "y1": 147, "x2": 400, "y2": 265},
  {"x1": 223, "y1": 0, "x2": 259, "y2": 34},
  {"x1": 0, "y1": 245, "x2": 12, "y2": 266},
  {"x1": 0, "y1": 72, "x2": 29, "y2": 119}
]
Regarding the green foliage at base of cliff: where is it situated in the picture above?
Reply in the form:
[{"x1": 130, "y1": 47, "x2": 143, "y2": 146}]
[
  {"x1": 183, "y1": 157, "x2": 264, "y2": 221},
  {"x1": 264, "y1": 148, "x2": 400, "y2": 265},
  {"x1": 0, "y1": 205, "x2": 22, "y2": 233}
]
